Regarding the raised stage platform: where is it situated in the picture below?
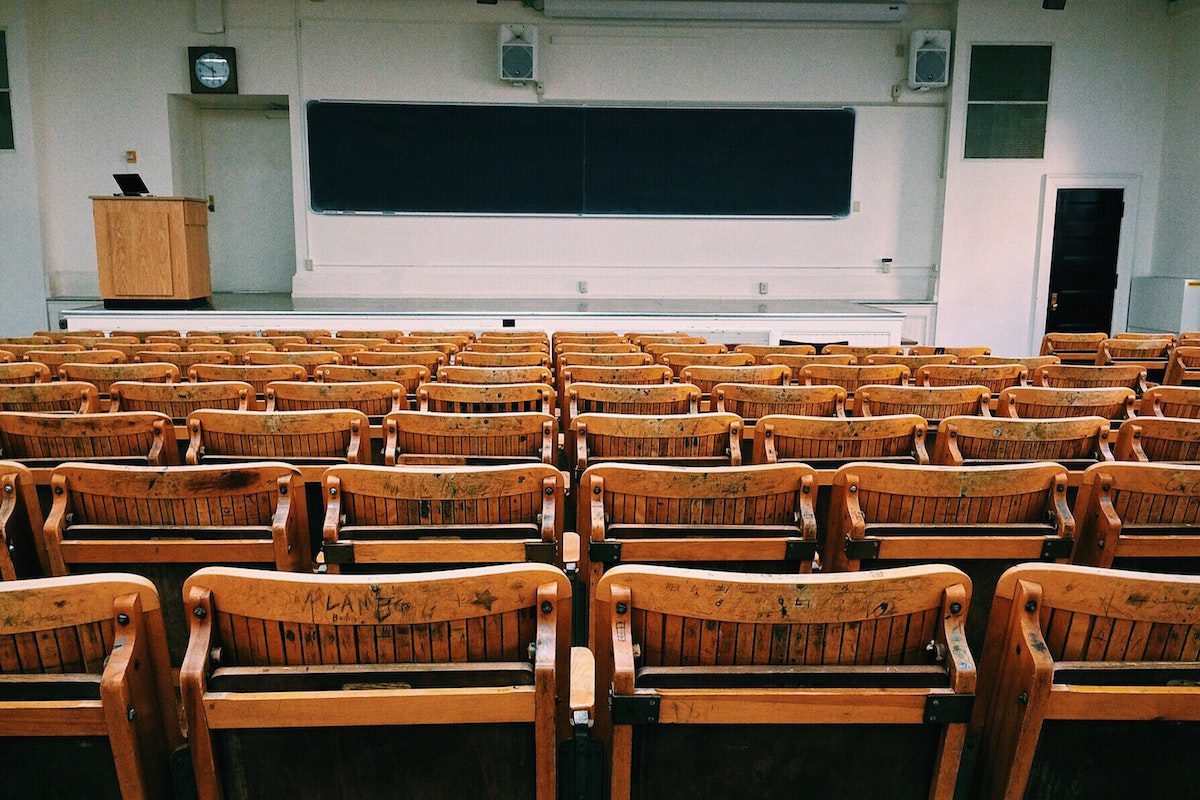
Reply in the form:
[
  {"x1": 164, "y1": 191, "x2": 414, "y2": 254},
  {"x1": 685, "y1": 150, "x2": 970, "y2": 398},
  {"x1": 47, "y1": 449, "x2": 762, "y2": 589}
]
[{"x1": 62, "y1": 294, "x2": 907, "y2": 345}]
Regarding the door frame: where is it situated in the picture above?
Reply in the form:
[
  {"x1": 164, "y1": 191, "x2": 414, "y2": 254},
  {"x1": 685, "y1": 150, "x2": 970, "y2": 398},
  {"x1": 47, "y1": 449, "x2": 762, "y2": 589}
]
[{"x1": 1030, "y1": 173, "x2": 1141, "y2": 352}]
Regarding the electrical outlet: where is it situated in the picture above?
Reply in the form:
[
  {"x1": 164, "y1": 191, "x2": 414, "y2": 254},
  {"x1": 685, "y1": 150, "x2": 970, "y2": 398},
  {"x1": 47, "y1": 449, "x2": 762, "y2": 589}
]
[
  {"x1": 758, "y1": 282, "x2": 769, "y2": 295},
  {"x1": 578, "y1": 281, "x2": 588, "y2": 294},
  {"x1": 880, "y1": 258, "x2": 893, "y2": 274},
  {"x1": 852, "y1": 200, "x2": 861, "y2": 213}
]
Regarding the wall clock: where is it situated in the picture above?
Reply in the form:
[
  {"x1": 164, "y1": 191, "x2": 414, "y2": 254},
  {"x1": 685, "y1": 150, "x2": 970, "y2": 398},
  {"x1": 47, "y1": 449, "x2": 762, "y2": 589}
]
[{"x1": 188, "y1": 46, "x2": 238, "y2": 94}]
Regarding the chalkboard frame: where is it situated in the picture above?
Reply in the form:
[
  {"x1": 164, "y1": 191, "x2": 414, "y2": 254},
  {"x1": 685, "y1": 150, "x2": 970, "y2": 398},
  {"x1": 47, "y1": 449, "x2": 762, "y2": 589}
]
[{"x1": 306, "y1": 100, "x2": 856, "y2": 220}]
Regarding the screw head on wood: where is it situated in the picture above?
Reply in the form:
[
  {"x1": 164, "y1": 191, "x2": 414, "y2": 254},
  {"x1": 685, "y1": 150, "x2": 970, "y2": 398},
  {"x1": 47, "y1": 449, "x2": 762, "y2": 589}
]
[
  {"x1": 1025, "y1": 600, "x2": 1037, "y2": 613},
  {"x1": 541, "y1": 601, "x2": 553, "y2": 614},
  {"x1": 193, "y1": 606, "x2": 207, "y2": 619},
  {"x1": 116, "y1": 613, "x2": 130, "y2": 626},
  {"x1": 615, "y1": 602, "x2": 628, "y2": 614},
  {"x1": 127, "y1": 707, "x2": 137, "y2": 721},
  {"x1": 949, "y1": 602, "x2": 962, "y2": 615},
  {"x1": 544, "y1": 485, "x2": 554, "y2": 495}
]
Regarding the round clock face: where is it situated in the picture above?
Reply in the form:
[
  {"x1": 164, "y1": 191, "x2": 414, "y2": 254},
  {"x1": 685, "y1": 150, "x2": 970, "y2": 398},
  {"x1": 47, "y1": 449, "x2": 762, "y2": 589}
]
[{"x1": 195, "y1": 52, "x2": 231, "y2": 89}]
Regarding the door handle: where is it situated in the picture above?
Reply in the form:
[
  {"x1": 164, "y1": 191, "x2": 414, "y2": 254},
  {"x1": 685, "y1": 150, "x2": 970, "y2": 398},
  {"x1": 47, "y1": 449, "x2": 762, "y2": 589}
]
[{"x1": 1049, "y1": 292, "x2": 1059, "y2": 312}]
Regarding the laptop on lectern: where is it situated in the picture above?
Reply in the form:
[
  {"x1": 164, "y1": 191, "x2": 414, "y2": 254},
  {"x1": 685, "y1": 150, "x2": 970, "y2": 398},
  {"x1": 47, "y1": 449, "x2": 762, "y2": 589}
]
[{"x1": 113, "y1": 173, "x2": 150, "y2": 197}]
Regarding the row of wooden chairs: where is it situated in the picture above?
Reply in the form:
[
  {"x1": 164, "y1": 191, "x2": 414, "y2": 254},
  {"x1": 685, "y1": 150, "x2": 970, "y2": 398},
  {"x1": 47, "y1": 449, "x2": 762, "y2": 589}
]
[{"x1": 2, "y1": 559, "x2": 1196, "y2": 799}]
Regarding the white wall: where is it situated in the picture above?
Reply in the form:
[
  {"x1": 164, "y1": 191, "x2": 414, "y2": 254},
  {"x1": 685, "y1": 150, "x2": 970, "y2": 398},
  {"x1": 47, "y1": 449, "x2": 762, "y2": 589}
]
[
  {"x1": 937, "y1": 0, "x2": 1171, "y2": 355},
  {"x1": 1154, "y1": 6, "x2": 1200, "y2": 278},
  {"x1": 0, "y1": 0, "x2": 48, "y2": 335}
]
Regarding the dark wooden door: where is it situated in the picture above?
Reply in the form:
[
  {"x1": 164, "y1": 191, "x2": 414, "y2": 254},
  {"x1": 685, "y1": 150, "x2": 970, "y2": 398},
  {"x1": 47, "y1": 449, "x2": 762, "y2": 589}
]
[{"x1": 1045, "y1": 188, "x2": 1124, "y2": 334}]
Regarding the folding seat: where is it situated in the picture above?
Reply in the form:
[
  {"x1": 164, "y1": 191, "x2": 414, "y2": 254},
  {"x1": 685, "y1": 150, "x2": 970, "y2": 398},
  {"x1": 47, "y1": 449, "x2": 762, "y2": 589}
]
[
  {"x1": 190, "y1": 363, "x2": 307, "y2": 398},
  {"x1": 182, "y1": 564, "x2": 570, "y2": 800},
  {"x1": 0, "y1": 461, "x2": 44, "y2": 578},
  {"x1": 418, "y1": 381, "x2": 555, "y2": 414},
  {"x1": 714, "y1": 383, "x2": 846, "y2": 422},
  {"x1": 190, "y1": 342, "x2": 276, "y2": 358},
  {"x1": 800, "y1": 363, "x2": 909, "y2": 394},
  {"x1": 997, "y1": 386, "x2": 1135, "y2": 421},
  {"x1": 1039, "y1": 332, "x2": 1108, "y2": 364},
  {"x1": 571, "y1": 412, "x2": 742, "y2": 483},
  {"x1": 322, "y1": 463, "x2": 565, "y2": 570},
  {"x1": 752, "y1": 414, "x2": 929, "y2": 468},
  {"x1": 99, "y1": 341, "x2": 181, "y2": 360},
  {"x1": 0, "y1": 336, "x2": 51, "y2": 345},
  {"x1": 853, "y1": 384, "x2": 991, "y2": 425},
  {"x1": 732, "y1": 343, "x2": 817, "y2": 362},
  {"x1": 0, "y1": 574, "x2": 179, "y2": 799},
  {"x1": 677, "y1": 365, "x2": 788, "y2": 399},
  {"x1": 917, "y1": 363, "x2": 1029, "y2": 394},
  {"x1": 313, "y1": 336, "x2": 390, "y2": 350},
  {"x1": 908, "y1": 345, "x2": 992, "y2": 358},
  {"x1": 662, "y1": 352, "x2": 755, "y2": 379},
  {"x1": 972, "y1": 564, "x2": 1200, "y2": 800},
  {"x1": 969, "y1": 354, "x2": 1061, "y2": 370},
  {"x1": 933, "y1": 416, "x2": 1112, "y2": 469},
  {"x1": 559, "y1": 364, "x2": 671, "y2": 388},
  {"x1": 1034, "y1": 363, "x2": 1147, "y2": 393},
  {"x1": 376, "y1": 341, "x2": 460, "y2": 359},
  {"x1": 1138, "y1": 384, "x2": 1200, "y2": 417},
  {"x1": 33, "y1": 329, "x2": 103, "y2": 342},
  {"x1": 58, "y1": 361, "x2": 180, "y2": 396},
  {"x1": 265, "y1": 380, "x2": 407, "y2": 419},
  {"x1": 643, "y1": 342, "x2": 726, "y2": 362},
  {"x1": 402, "y1": 331, "x2": 475, "y2": 345},
  {"x1": 2, "y1": 342, "x2": 84, "y2": 361},
  {"x1": 1162, "y1": 345, "x2": 1200, "y2": 385},
  {"x1": 42, "y1": 463, "x2": 311, "y2": 662},
  {"x1": 821, "y1": 344, "x2": 905, "y2": 359},
  {"x1": 565, "y1": 383, "x2": 700, "y2": 437},
  {"x1": 457, "y1": 350, "x2": 553, "y2": 368},
  {"x1": 187, "y1": 330, "x2": 249, "y2": 342},
  {"x1": 554, "y1": 342, "x2": 638, "y2": 356},
  {"x1": 245, "y1": 349, "x2": 340, "y2": 377},
  {"x1": 556, "y1": 352, "x2": 652, "y2": 399},
  {"x1": 136, "y1": 349, "x2": 235, "y2": 371},
  {"x1": 762, "y1": 352, "x2": 855, "y2": 379},
  {"x1": 478, "y1": 330, "x2": 549, "y2": 343},
  {"x1": 317, "y1": 364, "x2": 429, "y2": 399},
  {"x1": 109, "y1": 380, "x2": 252, "y2": 421},
  {"x1": 1095, "y1": 336, "x2": 1172, "y2": 372},
  {"x1": 385, "y1": 411, "x2": 556, "y2": 466},
  {"x1": 148, "y1": 333, "x2": 223, "y2": 347},
  {"x1": 464, "y1": 341, "x2": 551, "y2": 354},
  {"x1": 1114, "y1": 416, "x2": 1200, "y2": 463},
  {"x1": 353, "y1": 349, "x2": 446, "y2": 374},
  {"x1": 438, "y1": 365, "x2": 553, "y2": 385},
  {"x1": 229, "y1": 334, "x2": 307, "y2": 350},
  {"x1": 863, "y1": 353, "x2": 959, "y2": 372},
  {"x1": 187, "y1": 409, "x2": 370, "y2": 468},
  {"x1": 261, "y1": 328, "x2": 331, "y2": 340},
  {"x1": 29, "y1": 349, "x2": 125, "y2": 369},
  {"x1": 62, "y1": 335, "x2": 138, "y2": 347},
  {"x1": 0, "y1": 381, "x2": 100, "y2": 414},
  {"x1": 281, "y1": 341, "x2": 369, "y2": 358},
  {"x1": 334, "y1": 329, "x2": 406, "y2": 341},
  {"x1": 594, "y1": 564, "x2": 975, "y2": 800},
  {"x1": 111, "y1": 329, "x2": 181, "y2": 341},
  {"x1": 0, "y1": 411, "x2": 177, "y2": 473},
  {"x1": 552, "y1": 330, "x2": 624, "y2": 347},
  {"x1": 628, "y1": 333, "x2": 702, "y2": 347}
]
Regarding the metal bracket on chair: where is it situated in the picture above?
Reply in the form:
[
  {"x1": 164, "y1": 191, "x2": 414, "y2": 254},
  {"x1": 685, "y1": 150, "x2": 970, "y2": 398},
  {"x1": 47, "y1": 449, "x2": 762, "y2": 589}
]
[
  {"x1": 785, "y1": 539, "x2": 818, "y2": 562},
  {"x1": 1040, "y1": 537, "x2": 1074, "y2": 560},
  {"x1": 589, "y1": 540, "x2": 622, "y2": 564},
  {"x1": 843, "y1": 537, "x2": 881, "y2": 560},
  {"x1": 524, "y1": 541, "x2": 557, "y2": 564},
  {"x1": 924, "y1": 694, "x2": 974, "y2": 724},
  {"x1": 610, "y1": 690, "x2": 661, "y2": 725}
]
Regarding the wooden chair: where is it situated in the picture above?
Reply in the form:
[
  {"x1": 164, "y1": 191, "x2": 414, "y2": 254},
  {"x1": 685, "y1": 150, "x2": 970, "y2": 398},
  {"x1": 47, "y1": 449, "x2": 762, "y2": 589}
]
[
  {"x1": 917, "y1": 364, "x2": 1029, "y2": 394},
  {"x1": 822, "y1": 344, "x2": 905, "y2": 359},
  {"x1": 567, "y1": 383, "x2": 700, "y2": 420},
  {"x1": 100, "y1": 341, "x2": 182, "y2": 360},
  {"x1": 972, "y1": 564, "x2": 1200, "y2": 800},
  {"x1": 908, "y1": 345, "x2": 992, "y2": 358},
  {"x1": 0, "y1": 461, "x2": 44, "y2": 578},
  {"x1": 402, "y1": 331, "x2": 475, "y2": 345},
  {"x1": 33, "y1": 329, "x2": 102, "y2": 342},
  {"x1": 1114, "y1": 332, "x2": 1177, "y2": 342},
  {"x1": 554, "y1": 342, "x2": 639, "y2": 356},
  {"x1": 190, "y1": 364, "x2": 309, "y2": 407},
  {"x1": 136, "y1": 349, "x2": 234, "y2": 371},
  {"x1": 594, "y1": 564, "x2": 976, "y2": 800},
  {"x1": 662, "y1": 352, "x2": 755, "y2": 378},
  {"x1": 281, "y1": 341, "x2": 369, "y2": 358},
  {"x1": 335, "y1": 329, "x2": 405, "y2": 341},
  {"x1": 457, "y1": 351, "x2": 553, "y2": 368},
  {"x1": 559, "y1": 364, "x2": 672, "y2": 388},
  {"x1": 187, "y1": 410, "x2": 369, "y2": 467},
  {"x1": 0, "y1": 573, "x2": 180, "y2": 799},
  {"x1": 854, "y1": 384, "x2": 991, "y2": 423},
  {"x1": 385, "y1": 411, "x2": 557, "y2": 466},
  {"x1": 678, "y1": 365, "x2": 789, "y2": 398},
  {"x1": 628, "y1": 333, "x2": 701, "y2": 346},
  {"x1": 643, "y1": 343, "x2": 726, "y2": 362},
  {"x1": 753, "y1": 414, "x2": 929, "y2": 467},
  {"x1": 0, "y1": 336, "x2": 51, "y2": 345},
  {"x1": 1072, "y1": 462, "x2": 1200, "y2": 569},
  {"x1": 313, "y1": 336, "x2": 390, "y2": 350},
  {"x1": 182, "y1": 564, "x2": 570, "y2": 800},
  {"x1": 553, "y1": 330, "x2": 624, "y2": 345},
  {"x1": 1139, "y1": 384, "x2": 1200, "y2": 417},
  {"x1": 0, "y1": 342, "x2": 84, "y2": 360},
  {"x1": 29, "y1": 349, "x2": 126, "y2": 369},
  {"x1": 229, "y1": 334, "x2": 307, "y2": 350},
  {"x1": 58, "y1": 362, "x2": 180, "y2": 396},
  {"x1": 187, "y1": 330, "x2": 249, "y2": 342},
  {"x1": 0, "y1": 382, "x2": 100, "y2": 414},
  {"x1": 261, "y1": 328, "x2": 331, "y2": 340},
  {"x1": 190, "y1": 342, "x2": 276, "y2": 358},
  {"x1": 147, "y1": 334, "x2": 223, "y2": 347},
  {"x1": 571, "y1": 413, "x2": 742, "y2": 480},
  {"x1": 1095, "y1": 337, "x2": 1172, "y2": 371},
  {"x1": 265, "y1": 380, "x2": 407, "y2": 418},
  {"x1": 63, "y1": 335, "x2": 139, "y2": 347},
  {"x1": 1114, "y1": 416, "x2": 1200, "y2": 463},
  {"x1": 354, "y1": 350, "x2": 446, "y2": 374},
  {"x1": 800, "y1": 363, "x2": 909, "y2": 394},
  {"x1": 377, "y1": 342, "x2": 460, "y2": 359},
  {"x1": 1039, "y1": 332, "x2": 1107, "y2": 364},
  {"x1": 418, "y1": 382, "x2": 555, "y2": 414},
  {"x1": 970, "y1": 354, "x2": 1061, "y2": 370},
  {"x1": 109, "y1": 381, "x2": 252, "y2": 420},
  {"x1": 732, "y1": 343, "x2": 817, "y2": 361},
  {"x1": 317, "y1": 364, "x2": 429, "y2": 397},
  {"x1": 762, "y1": 353, "x2": 858, "y2": 378},
  {"x1": 714, "y1": 383, "x2": 846, "y2": 421},
  {"x1": 43, "y1": 463, "x2": 311, "y2": 662},
  {"x1": 479, "y1": 331, "x2": 549, "y2": 343},
  {"x1": 465, "y1": 341, "x2": 551, "y2": 354},
  {"x1": 322, "y1": 464, "x2": 565, "y2": 570},
  {"x1": 556, "y1": 352, "x2": 652, "y2": 398},
  {"x1": 245, "y1": 350, "x2": 339, "y2": 377},
  {"x1": 933, "y1": 416, "x2": 1113, "y2": 469},
  {"x1": 1035, "y1": 363, "x2": 1148, "y2": 393},
  {"x1": 0, "y1": 362, "x2": 51, "y2": 384},
  {"x1": 0, "y1": 350, "x2": 11, "y2": 363},
  {"x1": 0, "y1": 412, "x2": 177, "y2": 469},
  {"x1": 1163, "y1": 345, "x2": 1200, "y2": 385},
  {"x1": 998, "y1": 386, "x2": 1136, "y2": 420},
  {"x1": 825, "y1": 462, "x2": 1073, "y2": 650},
  {"x1": 438, "y1": 365, "x2": 553, "y2": 385},
  {"x1": 111, "y1": 329, "x2": 182, "y2": 341},
  {"x1": 863, "y1": 353, "x2": 959, "y2": 372},
  {"x1": 579, "y1": 464, "x2": 819, "y2": 631}
]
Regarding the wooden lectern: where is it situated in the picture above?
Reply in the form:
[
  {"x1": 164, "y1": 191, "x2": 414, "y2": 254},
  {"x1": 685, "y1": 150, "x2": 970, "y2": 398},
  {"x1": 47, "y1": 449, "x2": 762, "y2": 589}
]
[{"x1": 91, "y1": 196, "x2": 212, "y2": 308}]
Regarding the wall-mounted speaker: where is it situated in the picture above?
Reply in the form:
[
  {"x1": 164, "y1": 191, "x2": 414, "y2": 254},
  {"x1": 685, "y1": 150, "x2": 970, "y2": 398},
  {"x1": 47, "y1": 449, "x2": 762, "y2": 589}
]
[
  {"x1": 908, "y1": 29, "x2": 951, "y2": 90},
  {"x1": 500, "y1": 24, "x2": 539, "y2": 84}
]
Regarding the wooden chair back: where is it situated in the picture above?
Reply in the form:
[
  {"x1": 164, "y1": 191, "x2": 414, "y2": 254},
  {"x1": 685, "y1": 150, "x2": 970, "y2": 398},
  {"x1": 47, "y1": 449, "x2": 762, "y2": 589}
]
[
  {"x1": 44, "y1": 463, "x2": 311, "y2": 661},
  {"x1": 1139, "y1": 385, "x2": 1200, "y2": 418},
  {"x1": 334, "y1": 329, "x2": 405, "y2": 341},
  {"x1": 0, "y1": 411, "x2": 177, "y2": 468},
  {"x1": 33, "y1": 330, "x2": 103, "y2": 342},
  {"x1": 714, "y1": 383, "x2": 846, "y2": 420},
  {"x1": 313, "y1": 336, "x2": 390, "y2": 349},
  {"x1": 908, "y1": 345, "x2": 992, "y2": 358},
  {"x1": 732, "y1": 344, "x2": 818, "y2": 361},
  {"x1": 678, "y1": 364, "x2": 789, "y2": 396},
  {"x1": 917, "y1": 364, "x2": 1028, "y2": 394},
  {"x1": 1095, "y1": 337, "x2": 1172, "y2": 369},
  {"x1": 594, "y1": 564, "x2": 974, "y2": 800},
  {"x1": 111, "y1": 329, "x2": 182, "y2": 341},
  {"x1": 863, "y1": 353, "x2": 959, "y2": 371},
  {"x1": 1114, "y1": 331, "x2": 1176, "y2": 342},
  {"x1": 661, "y1": 352, "x2": 754, "y2": 378},
  {"x1": 438, "y1": 365, "x2": 554, "y2": 385},
  {"x1": 109, "y1": 380, "x2": 252, "y2": 420},
  {"x1": 316, "y1": 364, "x2": 429, "y2": 396},
  {"x1": 322, "y1": 464, "x2": 565, "y2": 570},
  {"x1": 0, "y1": 336, "x2": 51, "y2": 345},
  {"x1": 567, "y1": 383, "x2": 700, "y2": 422},
  {"x1": 997, "y1": 386, "x2": 1136, "y2": 420},
  {"x1": 854, "y1": 384, "x2": 991, "y2": 422},
  {"x1": 190, "y1": 363, "x2": 307, "y2": 395},
  {"x1": 190, "y1": 342, "x2": 276, "y2": 357},
  {"x1": 0, "y1": 574, "x2": 179, "y2": 799},
  {"x1": 418, "y1": 382, "x2": 555, "y2": 415},
  {"x1": 58, "y1": 362, "x2": 180, "y2": 395},
  {"x1": 822, "y1": 344, "x2": 905, "y2": 359},
  {"x1": 479, "y1": 331, "x2": 549, "y2": 343},
  {"x1": 229, "y1": 334, "x2": 307, "y2": 350},
  {"x1": 384, "y1": 411, "x2": 557, "y2": 466},
  {"x1": 761, "y1": 353, "x2": 857, "y2": 377},
  {"x1": 401, "y1": 331, "x2": 475, "y2": 345},
  {"x1": 62, "y1": 336, "x2": 139, "y2": 347},
  {"x1": 643, "y1": 343, "x2": 726, "y2": 362},
  {"x1": 30, "y1": 349, "x2": 125, "y2": 369},
  {"x1": 465, "y1": 341, "x2": 551, "y2": 354},
  {"x1": 1115, "y1": 417, "x2": 1200, "y2": 463},
  {"x1": 457, "y1": 350, "x2": 552, "y2": 368},
  {"x1": 147, "y1": 334, "x2": 223, "y2": 347},
  {"x1": 245, "y1": 350, "x2": 339, "y2": 376},
  {"x1": 0, "y1": 362, "x2": 52, "y2": 384},
  {"x1": 261, "y1": 328, "x2": 331, "y2": 340},
  {"x1": 0, "y1": 381, "x2": 100, "y2": 414},
  {"x1": 752, "y1": 414, "x2": 929, "y2": 468},
  {"x1": 1163, "y1": 345, "x2": 1200, "y2": 385},
  {"x1": 800, "y1": 364, "x2": 909, "y2": 394},
  {"x1": 100, "y1": 342, "x2": 182, "y2": 359},
  {"x1": 0, "y1": 342, "x2": 84, "y2": 360},
  {"x1": 377, "y1": 342, "x2": 460, "y2": 358},
  {"x1": 571, "y1": 413, "x2": 742, "y2": 478},
  {"x1": 554, "y1": 342, "x2": 639, "y2": 356},
  {"x1": 559, "y1": 364, "x2": 672, "y2": 389},
  {"x1": 136, "y1": 349, "x2": 234, "y2": 370},
  {"x1": 266, "y1": 380, "x2": 407, "y2": 418},
  {"x1": 354, "y1": 350, "x2": 446, "y2": 373},
  {"x1": 973, "y1": 564, "x2": 1200, "y2": 800},
  {"x1": 629, "y1": 334, "x2": 704, "y2": 346},
  {"x1": 187, "y1": 409, "x2": 370, "y2": 467},
  {"x1": 1039, "y1": 332, "x2": 1108, "y2": 362},
  {"x1": 0, "y1": 461, "x2": 44, "y2": 578},
  {"x1": 969, "y1": 354, "x2": 1061, "y2": 370},
  {"x1": 1035, "y1": 363, "x2": 1147, "y2": 393},
  {"x1": 281, "y1": 342, "x2": 369, "y2": 358},
  {"x1": 181, "y1": 564, "x2": 570, "y2": 800},
  {"x1": 933, "y1": 415, "x2": 1112, "y2": 469}
]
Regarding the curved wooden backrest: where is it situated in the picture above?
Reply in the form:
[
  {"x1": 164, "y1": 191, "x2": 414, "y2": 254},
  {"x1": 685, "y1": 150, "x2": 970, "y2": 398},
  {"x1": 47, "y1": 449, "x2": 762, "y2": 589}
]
[
  {"x1": 1095, "y1": 337, "x2": 1172, "y2": 366},
  {"x1": 933, "y1": 415, "x2": 1111, "y2": 466},
  {"x1": 571, "y1": 412, "x2": 742, "y2": 472},
  {"x1": 907, "y1": 345, "x2": 992, "y2": 358},
  {"x1": 63, "y1": 335, "x2": 139, "y2": 347},
  {"x1": 822, "y1": 344, "x2": 905, "y2": 359},
  {"x1": 969, "y1": 354, "x2": 1060, "y2": 370},
  {"x1": 465, "y1": 341, "x2": 551, "y2": 354},
  {"x1": 137, "y1": 349, "x2": 235, "y2": 370},
  {"x1": 111, "y1": 329, "x2": 182, "y2": 341},
  {"x1": 418, "y1": 382, "x2": 555, "y2": 415},
  {"x1": 100, "y1": 341, "x2": 183, "y2": 359},
  {"x1": 109, "y1": 380, "x2": 252, "y2": 418},
  {"x1": 1039, "y1": 332, "x2": 1107, "y2": 360},
  {"x1": 479, "y1": 331, "x2": 549, "y2": 343},
  {"x1": 567, "y1": 383, "x2": 700, "y2": 426},
  {"x1": 0, "y1": 336, "x2": 52, "y2": 345},
  {"x1": 714, "y1": 383, "x2": 846, "y2": 419},
  {"x1": 384, "y1": 411, "x2": 557, "y2": 466},
  {"x1": 317, "y1": 364, "x2": 430, "y2": 394},
  {"x1": 1115, "y1": 417, "x2": 1200, "y2": 463},
  {"x1": 1163, "y1": 345, "x2": 1200, "y2": 385},
  {"x1": 229, "y1": 334, "x2": 307, "y2": 350},
  {"x1": 630, "y1": 334, "x2": 704, "y2": 347},
  {"x1": 30, "y1": 349, "x2": 125, "y2": 368},
  {"x1": 559, "y1": 365, "x2": 672, "y2": 388},
  {"x1": 438, "y1": 365, "x2": 554, "y2": 385},
  {"x1": 1114, "y1": 332, "x2": 1177, "y2": 342},
  {"x1": 354, "y1": 350, "x2": 447, "y2": 373},
  {"x1": 0, "y1": 411, "x2": 176, "y2": 466},
  {"x1": 679, "y1": 364, "x2": 789, "y2": 395},
  {"x1": 0, "y1": 381, "x2": 100, "y2": 414},
  {"x1": 1139, "y1": 385, "x2": 1200, "y2": 418},
  {"x1": 281, "y1": 342, "x2": 369, "y2": 357},
  {"x1": 997, "y1": 386, "x2": 1135, "y2": 420},
  {"x1": 1, "y1": 342, "x2": 84, "y2": 359},
  {"x1": 266, "y1": 380, "x2": 407, "y2": 417},
  {"x1": 147, "y1": 334, "x2": 224, "y2": 346},
  {"x1": 334, "y1": 329, "x2": 405, "y2": 341},
  {"x1": 245, "y1": 350, "x2": 340, "y2": 376},
  {"x1": 732, "y1": 344, "x2": 818, "y2": 361},
  {"x1": 400, "y1": 332, "x2": 475, "y2": 345},
  {"x1": 762, "y1": 353, "x2": 858, "y2": 375},
  {"x1": 313, "y1": 336, "x2": 390, "y2": 349},
  {"x1": 190, "y1": 342, "x2": 276, "y2": 357},
  {"x1": 801, "y1": 364, "x2": 910, "y2": 393},
  {"x1": 854, "y1": 384, "x2": 991, "y2": 420},
  {"x1": 863, "y1": 353, "x2": 959, "y2": 370},
  {"x1": 187, "y1": 409, "x2": 370, "y2": 465},
  {"x1": 917, "y1": 364, "x2": 1028, "y2": 394},
  {"x1": 1035, "y1": 363, "x2": 1147, "y2": 392},
  {"x1": 642, "y1": 343, "x2": 726, "y2": 362},
  {"x1": 753, "y1": 414, "x2": 928, "y2": 466},
  {"x1": 34, "y1": 330, "x2": 102, "y2": 342},
  {"x1": 554, "y1": 342, "x2": 639, "y2": 356},
  {"x1": 661, "y1": 352, "x2": 755, "y2": 377},
  {"x1": 0, "y1": 460, "x2": 44, "y2": 579},
  {"x1": 190, "y1": 363, "x2": 308, "y2": 395},
  {"x1": 59, "y1": 362, "x2": 180, "y2": 395},
  {"x1": 261, "y1": 328, "x2": 331, "y2": 340},
  {"x1": 457, "y1": 351, "x2": 552, "y2": 368},
  {"x1": 377, "y1": 342, "x2": 460, "y2": 358}
]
